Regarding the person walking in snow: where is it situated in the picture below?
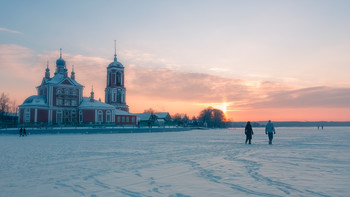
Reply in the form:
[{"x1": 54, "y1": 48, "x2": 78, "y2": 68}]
[
  {"x1": 23, "y1": 128, "x2": 27, "y2": 136},
  {"x1": 245, "y1": 121, "x2": 254, "y2": 144},
  {"x1": 19, "y1": 128, "x2": 23, "y2": 137},
  {"x1": 265, "y1": 120, "x2": 276, "y2": 144}
]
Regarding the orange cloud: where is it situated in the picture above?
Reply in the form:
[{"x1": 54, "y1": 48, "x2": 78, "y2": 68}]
[{"x1": 1, "y1": 44, "x2": 349, "y2": 121}]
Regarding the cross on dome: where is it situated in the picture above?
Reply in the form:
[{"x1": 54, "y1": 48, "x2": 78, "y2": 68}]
[{"x1": 114, "y1": 40, "x2": 117, "y2": 61}]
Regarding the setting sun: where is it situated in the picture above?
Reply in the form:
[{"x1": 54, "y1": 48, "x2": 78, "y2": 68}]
[{"x1": 213, "y1": 102, "x2": 230, "y2": 117}]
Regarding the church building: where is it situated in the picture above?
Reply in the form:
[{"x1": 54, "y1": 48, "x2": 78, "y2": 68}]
[{"x1": 18, "y1": 46, "x2": 136, "y2": 126}]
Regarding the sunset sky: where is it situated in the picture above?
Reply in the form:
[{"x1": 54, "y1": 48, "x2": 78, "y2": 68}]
[{"x1": 1, "y1": 0, "x2": 350, "y2": 121}]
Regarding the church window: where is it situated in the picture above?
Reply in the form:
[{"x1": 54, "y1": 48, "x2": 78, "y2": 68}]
[
  {"x1": 132, "y1": 117, "x2": 135, "y2": 123},
  {"x1": 117, "y1": 116, "x2": 120, "y2": 122},
  {"x1": 79, "y1": 111, "x2": 83, "y2": 123},
  {"x1": 98, "y1": 110, "x2": 103, "y2": 123},
  {"x1": 106, "y1": 110, "x2": 111, "y2": 123},
  {"x1": 72, "y1": 89, "x2": 77, "y2": 96},
  {"x1": 108, "y1": 72, "x2": 112, "y2": 86},
  {"x1": 114, "y1": 73, "x2": 116, "y2": 84},
  {"x1": 72, "y1": 109, "x2": 76, "y2": 118},
  {"x1": 126, "y1": 116, "x2": 129, "y2": 122},
  {"x1": 57, "y1": 110, "x2": 63, "y2": 124},
  {"x1": 122, "y1": 116, "x2": 125, "y2": 123},
  {"x1": 117, "y1": 91, "x2": 121, "y2": 103},
  {"x1": 24, "y1": 108, "x2": 30, "y2": 122},
  {"x1": 71, "y1": 99, "x2": 77, "y2": 106},
  {"x1": 56, "y1": 98, "x2": 63, "y2": 106},
  {"x1": 56, "y1": 88, "x2": 62, "y2": 95},
  {"x1": 64, "y1": 99, "x2": 70, "y2": 106},
  {"x1": 116, "y1": 72, "x2": 121, "y2": 86}
]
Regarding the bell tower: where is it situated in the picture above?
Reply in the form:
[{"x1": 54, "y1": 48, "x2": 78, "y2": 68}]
[{"x1": 105, "y1": 41, "x2": 129, "y2": 112}]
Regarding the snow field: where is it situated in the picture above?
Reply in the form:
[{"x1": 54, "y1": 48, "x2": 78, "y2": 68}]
[{"x1": 1, "y1": 127, "x2": 350, "y2": 197}]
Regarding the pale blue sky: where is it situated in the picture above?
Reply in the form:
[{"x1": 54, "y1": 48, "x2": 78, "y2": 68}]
[{"x1": 1, "y1": 0, "x2": 349, "y2": 86}]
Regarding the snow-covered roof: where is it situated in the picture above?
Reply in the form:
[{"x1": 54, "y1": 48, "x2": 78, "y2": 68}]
[
  {"x1": 79, "y1": 98, "x2": 135, "y2": 116},
  {"x1": 134, "y1": 113, "x2": 153, "y2": 121},
  {"x1": 79, "y1": 97, "x2": 115, "y2": 109},
  {"x1": 154, "y1": 112, "x2": 171, "y2": 119},
  {"x1": 40, "y1": 74, "x2": 83, "y2": 87},
  {"x1": 134, "y1": 112, "x2": 171, "y2": 121},
  {"x1": 114, "y1": 109, "x2": 134, "y2": 116},
  {"x1": 19, "y1": 95, "x2": 48, "y2": 107}
]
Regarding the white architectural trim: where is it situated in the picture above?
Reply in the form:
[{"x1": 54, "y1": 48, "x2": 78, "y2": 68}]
[{"x1": 34, "y1": 109, "x2": 38, "y2": 123}]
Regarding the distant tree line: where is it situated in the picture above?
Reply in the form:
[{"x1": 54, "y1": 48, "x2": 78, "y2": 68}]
[{"x1": 145, "y1": 106, "x2": 227, "y2": 128}]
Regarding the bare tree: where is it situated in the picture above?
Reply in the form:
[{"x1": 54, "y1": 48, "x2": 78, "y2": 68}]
[
  {"x1": 198, "y1": 107, "x2": 225, "y2": 128},
  {"x1": 9, "y1": 99, "x2": 17, "y2": 113},
  {"x1": 0, "y1": 93, "x2": 10, "y2": 114},
  {"x1": 144, "y1": 108, "x2": 156, "y2": 113}
]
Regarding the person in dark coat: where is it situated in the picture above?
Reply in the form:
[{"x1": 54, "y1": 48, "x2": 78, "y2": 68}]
[
  {"x1": 19, "y1": 128, "x2": 23, "y2": 137},
  {"x1": 245, "y1": 121, "x2": 254, "y2": 144},
  {"x1": 23, "y1": 128, "x2": 27, "y2": 136}
]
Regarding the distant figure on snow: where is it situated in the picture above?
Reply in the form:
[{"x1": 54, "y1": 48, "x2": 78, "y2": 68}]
[
  {"x1": 245, "y1": 121, "x2": 254, "y2": 144},
  {"x1": 265, "y1": 120, "x2": 276, "y2": 144},
  {"x1": 23, "y1": 128, "x2": 27, "y2": 136},
  {"x1": 19, "y1": 128, "x2": 23, "y2": 137}
]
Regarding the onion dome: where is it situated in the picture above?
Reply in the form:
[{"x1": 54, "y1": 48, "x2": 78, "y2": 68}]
[
  {"x1": 108, "y1": 41, "x2": 123, "y2": 68},
  {"x1": 56, "y1": 58, "x2": 66, "y2": 66},
  {"x1": 108, "y1": 58, "x2": 123, "y2": 67},
  {"x1": 56, "y1": 48, "x2": 66, "y2": 66}
]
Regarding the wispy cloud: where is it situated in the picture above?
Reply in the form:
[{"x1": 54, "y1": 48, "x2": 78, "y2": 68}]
[
  {"x1": 0, "y1": 27, "x2": 21, "y2": 34},
  {"x1": 1, "y1": 45, "x2": 349, "y2": 120},
  {"x1": 247, "y1": 86, "x2": 350, "y2": 109}
]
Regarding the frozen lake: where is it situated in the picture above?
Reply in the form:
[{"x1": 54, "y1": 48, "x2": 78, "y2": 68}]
[{"x1": 1, "y1": 127, "x2": 350, "y2": 197}]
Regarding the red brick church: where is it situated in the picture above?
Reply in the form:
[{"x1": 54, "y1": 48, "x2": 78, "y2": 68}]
[{"x1": 18, "y1": 47, "x2": 136, "y2": 125}]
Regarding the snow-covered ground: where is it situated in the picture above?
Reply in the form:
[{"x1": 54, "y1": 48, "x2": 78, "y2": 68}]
[{"x1": 1, "y1": 127, "x2": 349, "y2": 197}]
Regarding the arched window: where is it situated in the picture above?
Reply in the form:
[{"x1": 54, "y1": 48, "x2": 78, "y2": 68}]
[
  {"x1": 116, "y1": 72, "x2": 122, "y2": 86},
  {"x1": 117, "y1": 90, "x2": 121, "y2": 103},
  {"x1": 98, "y1": 110, "x2": 103, "y2": 123},
  {"x1": 113, "y1": 90, "x2": 116, "y2": 102},
  {"x1": 56, "y1": 88, "x2": 62, "y2": 95},
  {"x1": 108, "y1": 72, "x2": 112, "y2": 86},
  {"x1": 106, "y1": 110, "x2": 111, "y2": 123},
  {"x1": 57, "y1": 110, "x2": 63, "y2": 124},
  {"x1": 24, "y1": 108, "x2": 30, "y2": 122},
  {"x1": 71, "y1": 110, "x2": 76, "y2": 122},
  {"x1": 79, "y1": 111, "x2": 83, "y2": 123}
]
